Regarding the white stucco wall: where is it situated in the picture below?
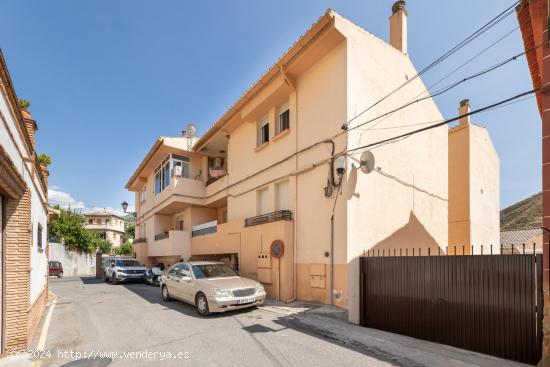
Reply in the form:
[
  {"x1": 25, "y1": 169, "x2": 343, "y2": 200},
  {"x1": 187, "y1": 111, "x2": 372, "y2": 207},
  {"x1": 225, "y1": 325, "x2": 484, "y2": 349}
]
[
  {"x1": 0, "y1": 83, "x2": 49, "y2": 305},
  {"x1": 337, "y1": 17, "x2": 449, "y2": 324},
  {"x1": 49, "y1": 243, "x2": 96, "y2": 277}
]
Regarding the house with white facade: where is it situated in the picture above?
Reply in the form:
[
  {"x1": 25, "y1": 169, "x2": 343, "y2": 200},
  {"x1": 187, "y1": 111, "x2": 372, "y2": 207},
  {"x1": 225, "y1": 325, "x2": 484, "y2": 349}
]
[{"x1": 0, "y1": 51, "x2": 50, "y2": 352}]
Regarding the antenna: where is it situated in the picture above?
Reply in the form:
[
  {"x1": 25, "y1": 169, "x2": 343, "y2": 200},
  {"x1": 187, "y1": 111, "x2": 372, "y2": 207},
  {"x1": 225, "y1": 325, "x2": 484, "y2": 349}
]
[
  {"x1": 183, "y1": 122, "x2": 198, "y2": 150},
  {"x1": 359, "y1": 151, "x2": 375, "y2": 174}
]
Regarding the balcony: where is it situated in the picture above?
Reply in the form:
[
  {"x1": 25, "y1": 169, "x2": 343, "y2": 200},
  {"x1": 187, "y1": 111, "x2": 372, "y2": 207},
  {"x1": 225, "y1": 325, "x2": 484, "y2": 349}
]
[
  {"x1": 244, "y1": 210, "x2": 293, "y2": 227},
  {"x1": 133, "y1": 238, "x2": 146, "y2": 244},
  {"x1": 148, "y1": 230, "x2": 191, "y2": 258},
  {"x1": 192, "y1": 220, "x2": 217, "y2": 237},
  {"x1": 140, "y1": 176, "x2": 206, "y2": 215}
]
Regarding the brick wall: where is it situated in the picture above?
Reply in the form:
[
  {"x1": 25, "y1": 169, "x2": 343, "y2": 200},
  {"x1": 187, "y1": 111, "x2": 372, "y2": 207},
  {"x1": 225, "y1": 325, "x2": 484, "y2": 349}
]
[
  {"x1": 3, "y1": 190, "x2": 31, "y2": 352},
  {"x1": 27, "y1": 286, "x2": 47, "y2": 346}
]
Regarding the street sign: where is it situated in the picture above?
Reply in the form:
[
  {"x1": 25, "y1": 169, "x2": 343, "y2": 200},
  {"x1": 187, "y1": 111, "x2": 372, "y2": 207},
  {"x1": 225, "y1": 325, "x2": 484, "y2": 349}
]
[{"x1": 270, "y1": 240, "x2": 284, "y2": 259}]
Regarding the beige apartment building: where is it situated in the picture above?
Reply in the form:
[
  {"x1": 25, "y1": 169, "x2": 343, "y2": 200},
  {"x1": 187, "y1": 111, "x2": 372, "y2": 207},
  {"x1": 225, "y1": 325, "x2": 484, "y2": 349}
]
[
  {"x1": 127, "y1": 3, "x2": 499, "y2": 323},
  {"x1": 84, "y1": 212, "x2": 125, "y2": 247},
  {"x1": 0, "y1": 51, "x2": 50, "y2": 352}
]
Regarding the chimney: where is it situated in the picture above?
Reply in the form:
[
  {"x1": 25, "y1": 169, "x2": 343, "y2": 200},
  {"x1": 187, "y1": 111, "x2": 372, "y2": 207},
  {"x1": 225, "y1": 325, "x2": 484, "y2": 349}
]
[
  {"x1": 390, "y1": 1, "x2": 408, "y2": 54},
  {"x1": 459, "y1": 99, "x2": 470, "y2": 125},
  {"x1": 21, "y1": 109, "x2": 37, "y2": 149}
]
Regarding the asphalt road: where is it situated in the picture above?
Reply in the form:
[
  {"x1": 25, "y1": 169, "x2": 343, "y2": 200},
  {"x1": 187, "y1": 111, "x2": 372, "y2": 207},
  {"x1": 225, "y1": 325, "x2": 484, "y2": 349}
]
[{"x1": 39, "y1": 277, "x2": 373, "y2": 367}]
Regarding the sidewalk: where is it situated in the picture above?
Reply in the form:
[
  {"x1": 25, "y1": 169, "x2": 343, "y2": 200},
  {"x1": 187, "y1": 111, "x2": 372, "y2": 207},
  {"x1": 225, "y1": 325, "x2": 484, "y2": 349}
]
[{"x1": 259, "y1": 300, "x2": 530, "y2": 367}]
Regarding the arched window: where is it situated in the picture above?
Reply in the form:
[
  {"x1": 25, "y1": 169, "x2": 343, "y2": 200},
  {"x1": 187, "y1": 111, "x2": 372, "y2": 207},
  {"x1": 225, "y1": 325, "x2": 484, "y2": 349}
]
[{"x1": 88, "y1": 219, "x2": 93, "y2": 224}]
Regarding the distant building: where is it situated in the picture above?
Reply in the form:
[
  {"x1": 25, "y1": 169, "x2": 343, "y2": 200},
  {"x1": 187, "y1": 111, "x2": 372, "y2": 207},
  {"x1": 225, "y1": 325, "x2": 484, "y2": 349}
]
[
  {"x1": 448, "y1": 99, "x2": 500, "y2": 254},
  {"x1": 500, "y1": 228, "x2": 542, "y2": 254},
  {"x1": 84, "y1": 212, "x2": 125, "y2": 247}
]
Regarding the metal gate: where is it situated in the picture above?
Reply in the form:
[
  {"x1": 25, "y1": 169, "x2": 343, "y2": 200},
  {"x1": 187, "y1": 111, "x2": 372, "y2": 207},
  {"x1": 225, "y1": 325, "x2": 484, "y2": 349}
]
[{"x1": 359, "y1": 254, "x2": 543, "y2": 365}]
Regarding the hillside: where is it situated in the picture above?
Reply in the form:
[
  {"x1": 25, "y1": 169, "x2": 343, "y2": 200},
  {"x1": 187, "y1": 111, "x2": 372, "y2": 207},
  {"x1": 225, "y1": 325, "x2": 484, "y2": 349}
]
[{"x1": 500, "y1": 192, "x2": 542, "y2": 231}]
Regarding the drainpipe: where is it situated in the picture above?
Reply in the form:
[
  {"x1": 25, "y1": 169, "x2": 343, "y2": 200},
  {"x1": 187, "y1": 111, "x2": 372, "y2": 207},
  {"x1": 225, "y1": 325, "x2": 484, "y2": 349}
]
[
  {"x1": 280, "y1": 64, "x2": 298, "y2": 302},
  {"x1": 330, "y1": 213, "x2": 334, "y2": 306}
]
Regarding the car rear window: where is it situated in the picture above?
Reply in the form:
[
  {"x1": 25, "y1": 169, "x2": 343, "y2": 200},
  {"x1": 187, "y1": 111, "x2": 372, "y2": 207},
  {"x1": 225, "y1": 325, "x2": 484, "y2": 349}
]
[{"x1": 192, "y1": 264, "x2": 237, "y2": 279}]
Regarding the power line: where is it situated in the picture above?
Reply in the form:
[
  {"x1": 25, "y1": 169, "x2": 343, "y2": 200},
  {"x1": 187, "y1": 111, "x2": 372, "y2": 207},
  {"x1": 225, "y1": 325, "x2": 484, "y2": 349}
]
[
  {"x1": 354, "y1": 25, "x2": 521, "y2": 134},
  {"x1": 341, "y1": 1, "x2": 519, "y2": 131},
  {"x1": 346, "y1": 43, "x2": 538, "y2": 133},
  {"x1": 341, "y1": 88, "x2": 538, "y2": 157}
]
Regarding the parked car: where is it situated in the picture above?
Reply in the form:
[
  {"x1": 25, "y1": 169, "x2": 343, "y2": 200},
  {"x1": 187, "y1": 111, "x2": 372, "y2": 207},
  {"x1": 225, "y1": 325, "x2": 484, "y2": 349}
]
[
  {"x1": 103, "y1": 256, "x2": 146, "y2": 284},
  {"x1": 144, "y1": 267, "x2": 163, "y2": 286},
  {"x1": 160, "y1": 261, "x2": 266, "y2": 316},
  {"x1": 49, "y1": 261, "x2": 63, "y2": 278}
]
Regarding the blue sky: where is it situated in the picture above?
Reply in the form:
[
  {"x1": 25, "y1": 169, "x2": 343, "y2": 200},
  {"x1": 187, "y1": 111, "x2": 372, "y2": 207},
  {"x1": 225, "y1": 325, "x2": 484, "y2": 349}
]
[{"x1": 0, "y1": 0, "x2": 539, "y2": 212}]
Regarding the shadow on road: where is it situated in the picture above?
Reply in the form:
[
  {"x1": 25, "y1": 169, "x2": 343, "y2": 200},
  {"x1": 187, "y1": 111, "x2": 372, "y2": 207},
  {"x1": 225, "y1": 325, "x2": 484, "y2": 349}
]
[{"x1": 117, "y1": 280, "x2": 256, "y2": 320}]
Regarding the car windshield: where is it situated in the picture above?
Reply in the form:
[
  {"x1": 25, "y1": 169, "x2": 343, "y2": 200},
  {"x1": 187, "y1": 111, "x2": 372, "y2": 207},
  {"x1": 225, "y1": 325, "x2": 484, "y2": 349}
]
[
  {"x1": 115, "y1": 260, "x2": 142, "y2": 267},
  {"x1": 192, "y1": 264, "x2": 237, "y2": 279}
]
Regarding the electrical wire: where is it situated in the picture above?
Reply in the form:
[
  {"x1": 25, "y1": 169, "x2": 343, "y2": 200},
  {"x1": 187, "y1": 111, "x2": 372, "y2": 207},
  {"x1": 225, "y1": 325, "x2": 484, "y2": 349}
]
[
  {"x1": 342, "y1": 1, "x2": 520, "y2": 131},
  {"x1": 341, "y1": 88, "x2": 538, "y2": 157},
  {"x1": 352, "y1": 26, "x2": 521, "y2": 134},
  {"x1": 347, "y1": 44, "x2": 535, "y2": 134}
]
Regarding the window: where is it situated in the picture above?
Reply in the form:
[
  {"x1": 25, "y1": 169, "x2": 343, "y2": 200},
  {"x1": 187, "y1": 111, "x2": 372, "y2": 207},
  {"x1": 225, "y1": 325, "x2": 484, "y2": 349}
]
[
  {"x1": 171, "y1": 155, "x2": 190, "y2": 178},
  {"x1": 88, "y1": 219, "x2": 93, "y2": 224},
  {"x1": 155, "y1": 155, "x2": 191, "y2": 195},
  {"x1": 178, "y1": 219, "x2": 184, "y2": 231},
  {"x1": 155, "y1": 157, "x2": 170, "y2": 195},
  {"x1": 257, "y1": 117, "x2": 269, "y2": 146},
  {"x1": 37, "y1": 223, "x2": 43, "y2": 249},
  {"x1": 106, "y1": 219, "x2": 110, "y2": 225},
  {"x1": 276, "y1": 180, "x2": 289, "y2": 210},
  {"x1": 257, "y1": 188, "x2": 269, "y2": 215},
  {"x1": 140, "y1": 186, "x2": 147, "y2": 202},
  {"x1": 277, "y1": 105, "x2": 290, "y2": 134}
]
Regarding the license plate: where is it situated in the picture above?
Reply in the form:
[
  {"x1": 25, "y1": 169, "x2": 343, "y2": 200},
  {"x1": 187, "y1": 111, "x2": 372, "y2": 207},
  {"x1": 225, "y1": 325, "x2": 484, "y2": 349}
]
[{"x1": 237, "y1": 297, "x2": 255, "y2": 305}]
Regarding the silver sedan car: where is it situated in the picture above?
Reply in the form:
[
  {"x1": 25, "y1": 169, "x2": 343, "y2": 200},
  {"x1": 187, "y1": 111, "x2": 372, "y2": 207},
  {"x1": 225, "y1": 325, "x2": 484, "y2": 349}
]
[{"x1": 160, "y1": 261, "x2": 266, "y2": 316}]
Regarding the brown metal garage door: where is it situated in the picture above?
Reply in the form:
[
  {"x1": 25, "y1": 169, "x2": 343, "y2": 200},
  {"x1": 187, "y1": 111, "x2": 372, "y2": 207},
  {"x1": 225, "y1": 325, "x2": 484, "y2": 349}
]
[{"x1": 359, "y1": 254, "x2": 542, "y2": 365}]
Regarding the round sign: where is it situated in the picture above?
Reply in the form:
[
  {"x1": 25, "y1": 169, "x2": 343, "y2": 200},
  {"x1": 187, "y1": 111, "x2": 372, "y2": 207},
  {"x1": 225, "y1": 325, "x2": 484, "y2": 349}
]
[{"x1": 270, "y1": 240, "x2": 285, "y2": 259}]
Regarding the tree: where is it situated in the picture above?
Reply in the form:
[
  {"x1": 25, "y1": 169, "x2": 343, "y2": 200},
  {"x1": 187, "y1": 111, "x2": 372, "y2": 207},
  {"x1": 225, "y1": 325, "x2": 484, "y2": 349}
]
[
  {"x1": 96, "y1": 238, "x2": 112, "y2": 255},
  {"x1": 18, "y1": 98, "x2": 31, "y2": 110},
  {"x1": 37, "y1": 153, "x2": 52, "y2": 166},
  {"x1": 114, "y1": 242, "x2": 133, "y2": 256},
  {"x1": 124, "y1": 222, "x2": 135, "y2": 242},
  {"x1": 50, "y1": 208, "x2": 101, "y2": 253}
]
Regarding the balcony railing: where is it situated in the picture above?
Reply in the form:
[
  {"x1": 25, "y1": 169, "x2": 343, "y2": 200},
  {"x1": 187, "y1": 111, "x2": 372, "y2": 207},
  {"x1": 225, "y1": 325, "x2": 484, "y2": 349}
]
[
  {"x1": 134, "y1": 238, "x2": 146, "y2": 244},
  {"x1": 244, "y1": 210, "x2": 293, "y2": 227},
  {"x1": 154, "y1": 232, "x2": 169, "y2": 241},
  {"x1": 192, "y1": 220, "x2": 218, "y2": 237}
]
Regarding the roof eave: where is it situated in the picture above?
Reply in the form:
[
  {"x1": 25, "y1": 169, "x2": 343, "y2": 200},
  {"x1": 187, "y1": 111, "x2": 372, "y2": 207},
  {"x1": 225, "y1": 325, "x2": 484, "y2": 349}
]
[{"x1": 192, "y1": 9, "x2": 338, "y2": 152}]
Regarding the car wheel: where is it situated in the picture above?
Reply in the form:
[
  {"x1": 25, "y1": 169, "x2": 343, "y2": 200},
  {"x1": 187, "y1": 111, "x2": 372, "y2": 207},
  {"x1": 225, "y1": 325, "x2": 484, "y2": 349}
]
[
  {"x1": 195, "y1": 293, "x2": 210, "y2": 316},
  {"x1": 162, "y1": 285, "x2": 171, "y2": 301},
  {"x1": 153, "y1": 276, "x2": 160, "y2": 287},
  {"x1": 57, "y1": 272, "x2": 63, "y2": 278}
]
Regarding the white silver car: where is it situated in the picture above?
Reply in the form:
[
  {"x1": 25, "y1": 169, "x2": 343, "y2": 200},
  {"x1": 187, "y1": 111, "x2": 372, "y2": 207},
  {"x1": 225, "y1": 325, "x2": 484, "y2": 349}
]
[{"x1": 160, "y1": 261, "x2": 266, "y2": 316}]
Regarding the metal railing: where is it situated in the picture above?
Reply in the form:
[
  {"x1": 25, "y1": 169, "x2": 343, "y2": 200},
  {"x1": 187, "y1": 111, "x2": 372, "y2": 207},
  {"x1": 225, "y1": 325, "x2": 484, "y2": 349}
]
[
  {"x1": 244, "y1": 210, "x2": 293, "y2": 227},
  {"x1": 133, "y1": 238, "x2": 146, "y2": 244},
  {"x1": 154, "y1": 233, "x2": 169, "y2": 241},
  {"x1": 362, "y1": 243, "x2": 540, "y2": 257},
  {"x1": 192, "y1": 225, "x2": 217, "y2": 237}
]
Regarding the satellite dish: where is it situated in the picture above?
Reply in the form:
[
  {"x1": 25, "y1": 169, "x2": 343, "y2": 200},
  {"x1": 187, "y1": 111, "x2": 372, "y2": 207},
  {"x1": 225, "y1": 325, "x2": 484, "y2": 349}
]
[
  {"x1": 359, "y1": 151, "x2": 375, "y2": 174},
  {"x1": 184, "y1": 122, "x2": 197, "y2": 138}
]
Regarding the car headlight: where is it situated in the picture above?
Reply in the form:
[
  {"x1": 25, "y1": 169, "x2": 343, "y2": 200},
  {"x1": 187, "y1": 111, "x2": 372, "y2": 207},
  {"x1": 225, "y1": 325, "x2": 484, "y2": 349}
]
[
  {"x1": 255, "y1": 284, "x2": 265, "y2": 293},
  {"x1": 213, "y1": 288, "x2": 231, "y2": 299}
]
